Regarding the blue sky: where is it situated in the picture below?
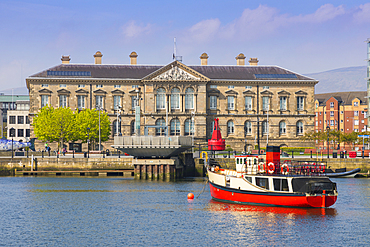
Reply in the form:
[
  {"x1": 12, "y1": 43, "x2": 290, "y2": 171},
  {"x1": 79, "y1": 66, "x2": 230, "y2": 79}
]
[{"x1": 1, "y1": 0, "x2": 370, "y2": 91}]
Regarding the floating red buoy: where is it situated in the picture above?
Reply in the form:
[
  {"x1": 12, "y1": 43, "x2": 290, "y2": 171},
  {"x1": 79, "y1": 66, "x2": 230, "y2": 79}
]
[{"x1": 187, "y1": 193, "x2": 194, "y2": 200}]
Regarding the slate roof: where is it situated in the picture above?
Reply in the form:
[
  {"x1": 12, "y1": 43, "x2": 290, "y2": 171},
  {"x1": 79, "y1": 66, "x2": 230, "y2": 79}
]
[
  {"x1": 315, "y1": 91, "x2": 368, "y2": 105},
  {"x1": 29, "y1": 63, "x2": 315, "y2": 81}
]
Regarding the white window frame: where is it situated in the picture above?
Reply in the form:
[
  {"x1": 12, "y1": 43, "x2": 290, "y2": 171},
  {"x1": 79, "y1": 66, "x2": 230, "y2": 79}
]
[
  {"x1": 245, "y1": 96, "x2": 252, "y2": 110},
  {"x1": 113, "y1": 95, "x2": 121, "y2": 110},
  {"x1": 185, "y1": 88, "x2": 194, "y2": 110},
  {"x1": 96, "y1": 95, "x2": 104, "y2": 108},
  {"x1": 156, "y1": 88, "x2": 166, "y2": 110},
  {"x1": 245, "y1": 121, "x2": 251, "y2": 135},
  {"x1": 297, "y1": 96, "x2": 304, "y2": 111},
  {"x1": 59, "y1": 95, "x2": 67, "y2": 108},
  {"x1": 227, "y1": 96, "x2": 235, "y2": 110},
  {"x1": 280, "y1": 96, "x2": 287, "y2": 111},
  {"x1": 227, "y1": 121, "x2": 234, "y2": 135},
  {"x1": 41, "y1": 95, "x2": 49, "y2": 108},
  {"x1": 279, "y1": 121, "x2": 286, "y2": 135},
  {"x1": 210, "y1": 96, "x2": 217, "y2": 110},
  {"x1": 77, "y1": 95, "x2": 85, "y2": 109},
  {"x1": 171, "y1": 88, "x2": 180, "y2": 110},
  {"x1": 262, "y1": 96, "x2": 269, "y2": 111}
]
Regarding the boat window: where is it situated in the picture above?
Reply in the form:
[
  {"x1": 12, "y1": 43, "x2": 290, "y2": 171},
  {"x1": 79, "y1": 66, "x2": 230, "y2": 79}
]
[
  {"x1": 243, "y1": 158, "x2": 246, "y2": 164},
  {"x1": 273, "y1": 178, "x2": 289, "y2": 191},
  {"x1": 254, "y1": 158, "x2": 257, "y2": 165},
  {"x1": 236, "y1": 158, "x2": 239, "y2": 165},
  {"x1": 244, "y1": 176, "x2": 252, "y2": 183},
  {"x1": 255, "y1": 177, "x2": 269, "y2": 190}
]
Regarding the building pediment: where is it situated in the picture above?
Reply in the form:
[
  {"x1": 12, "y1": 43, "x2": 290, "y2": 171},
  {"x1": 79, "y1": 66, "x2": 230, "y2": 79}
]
[
  {"x1": 207, "y1": 88, "x2": 220, "y2": 95},
  {"x1": 111, "y1": 89, "x2": 125, "y2": 95},
  {"x1": 295, "y1": 90, "x2": 307, "y2": 95},
  {"x1": 38, "y1": 88, "x2": 52, "y2": 94},
  {"x1": 243, "y1": 90, "x2": 255, "y2": 96},
  {"x1": 93, "y1": 89, "x2": 107, "y2": 94},
  {"x1": 57, "y1": 89, "x2": 71, "y2": 95},
  {"x1": 277, "y1": 90, "x2": 291, "y2": 96},
  {"x1": 143, "y1": 61, "x2": 209, "y2": 81},
  {"x1": 225, "y1": 89, "x2": 238, "y2": 95},
  {"x1": 261, "y1": 90, "x2": 273, "y2": 95},
  {"x1": 75, "y1": 89, "x2": 88, "y2": 94}
]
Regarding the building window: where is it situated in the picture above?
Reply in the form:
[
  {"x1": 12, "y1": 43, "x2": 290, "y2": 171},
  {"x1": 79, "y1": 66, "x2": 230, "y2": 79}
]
[
  {"x1": 354, "y1": 120, "x2": 359, "y2": 126},
  {"x1": 316, "y1": 121, "x2": 318, "y2": 126},
  {"x1": 41, "y1": 95, "x2": 49, "y2": 108},
  {"x1": 185, "y1": 88, "x2": 194, "y2": 110},
  {"x1": 365, "y1": 112, "x2": 367, "y2": 118},
  {"x1": 296, "y1": 121, "x2": 303, "y2": 134},
  {"x1": 59, "y1": 95, "x2": 67, "y2": 107},
  {"x1": 228, "y1": 86, "x2": 234, "y2": 89},
  {"x1": 210, "y1": 96, "x2": 217, "y2": 110},
  {"x1": 245, "y1": 121, "x2": 252, "y2": 135},
  {"x1": 9, "y1": 116, "x2": 15, "y2": 124},
  {"x1": 297, "y1": 97, "x2": 304, "y2": 111},
  {"x1": 114, "y1": 85, "x2": 121, "y2": 88},
  {"x1": 131, "y1": 96, "x2": 136, "y2": 110},
  {"x1": 155, "y1": 119, "x2": 166, "y2": 136},
  {"x1": 130, "y1": 121, "x2": 135, "y2": 135},
  {"x1": 17, "y1": 116, "x2": 24, "y2": 124},
  {"x1": 320, "y1": 120, "x2": 322, "y2": 124},
  {"x1": 279, "y1": 121, "x2": 286, "y2": 135},
  {"x1": 245, "y1": 96, "x2": 252, "y2": 110},
  {"x1": 26, "y1": 129, "x2": 30, "y2": 137},
  {"x1": 227, "y1": 96, "x2": 235, "y2": 110},
  {"x1": 330, "y1": 120, "x2": 334, "y2": 126},
  {"x1": 227, "y1": 121, "x2": 234, "y2": 135},
  {"x1": 330, "y1": 102, "x2": 334, "y2": 108},
  {"x1": 170, "y1": 119, "x2": 180, "y2": 135},
  {"x1": 18, "y1": 129, "x2": 24, "y2": 137},
  {"x1": 210, "y1": 85, "x2": 217, "y2": 89},
  {"x1": 330, "y1": 111, "x2": 334, "y2": 117},
  {"x1": 171, "y1": 88, "x2": 180, "y2": 109},
  {"x1": 9, "y1": 128, "x2": 15, "y2": 137},
  {"x1": 319, "y1": 112, "x2": 322, "y2": 115},
  {"x1": 26, "y1": 116, "x2": 30, "y2": 124},
  {"x1": 78, "y1": 84, "x2": 85, "y2": 88},
  {"x1": 184, "y1": 119, "x2": 194, "y2": 136},
  {"x1": 341, "y1": 120, "x2": 343, "y2": 123},
  {"x1": 262, "y1": 121, "x2": 268, "y2": 135},
  {"x1": 245, "y1": 86, "x2": 252, "y2": 89},
  {"x1": 60, "y1": 84, "x2": 66, "y2": 88},
  {"x1": 262, "y1": 96, "x2": 269, "y2": 111},
  {"x1": 96, "y1": 85, "x2": 103, "y2": 88},
  {"x1": 263, "y1": 86, "x2": 269, "y2": 90},
  {"x1": 156, "y1": 88, "x2": 166, "y2": 110},
  {"x1": 112, "y1": 120, "x2": 121, "y2": 136},
  {"x1": 280, "y1": 97, "x2": 287, "y2": 111},
  {"x1": 354, "y1": 129, "x2": 359, "y2": 132},
  {"x1": 340, "y1": 111, "x2": 343, "y2": 114},
  {"x1": 41, "y1": 84, "x2": 48, "y2": 87},
  {"x1": 132, "y1": 85, "x2": 139, "y2": 88},
  {"x1": 113, "y1": 96, "x2": 121, "y2": 110},
  {"x1": 77, "y1": 95, "x2": 85, "y2": 110},
  {"x1": 95, "y1": 95, "x2": 104, "y2": 108},
  {"x1": 354, "y1": 102, "x2": 359, "y2": 106},
  {"x1": 354, "y1": 111, "x2": 359, "y2": 116},
  {"x1": 362, "y1": 120, "x2": 365, "y2": 124}
]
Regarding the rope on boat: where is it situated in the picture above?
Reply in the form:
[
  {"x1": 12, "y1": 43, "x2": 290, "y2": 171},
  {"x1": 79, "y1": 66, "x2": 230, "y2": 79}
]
[{"x1": 196, "y1": 179, "x2": 209, "y2": 199}]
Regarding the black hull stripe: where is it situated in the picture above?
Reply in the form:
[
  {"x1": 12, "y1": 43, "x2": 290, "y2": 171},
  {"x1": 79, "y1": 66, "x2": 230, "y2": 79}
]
[{"x1": 210, "y1": 181, "x2": 306, "y2": 197}]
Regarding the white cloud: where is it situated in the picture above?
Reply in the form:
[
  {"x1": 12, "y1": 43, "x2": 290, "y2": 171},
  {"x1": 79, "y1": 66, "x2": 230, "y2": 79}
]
[
  {"x1": 122, "y1": 21, "x2": 153, "y2": 38},
  {"x1": 296, "y1": 4, "x2": 345, "y2": 23},
  {"x1": 186, "y1": 19, "x2": 221, "y2": 43},
  {"x1": 353, "y1": 3, "x2": 370, "y2": 23}
]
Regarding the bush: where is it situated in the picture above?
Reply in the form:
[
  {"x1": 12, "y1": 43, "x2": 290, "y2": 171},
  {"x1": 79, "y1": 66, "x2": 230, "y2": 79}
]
[{"x1": 281, "y1": 147, "x2": 315, "y2": 152}]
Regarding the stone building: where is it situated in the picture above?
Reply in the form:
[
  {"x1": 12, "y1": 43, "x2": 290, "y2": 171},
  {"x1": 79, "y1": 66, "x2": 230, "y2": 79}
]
[{"x1": 26, "y1": 51, "x2": 317, "y2": 151}]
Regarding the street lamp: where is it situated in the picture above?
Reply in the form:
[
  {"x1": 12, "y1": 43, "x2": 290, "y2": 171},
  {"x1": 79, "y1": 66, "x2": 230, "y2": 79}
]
[
  {"x1": 326, "y1": 125, "x2": 330, "y2": 158},
  {"x1": 87, "y1": 127, "x2": 90, "y2": 158},
  {"x1": 10, "y1": 127, "x2": 15, "y2": 158}
]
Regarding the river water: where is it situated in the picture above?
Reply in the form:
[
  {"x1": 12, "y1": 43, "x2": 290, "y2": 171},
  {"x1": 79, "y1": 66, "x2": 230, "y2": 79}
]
[{"x1": 1, "y1": 176, "x2": 369, "y2": 246}]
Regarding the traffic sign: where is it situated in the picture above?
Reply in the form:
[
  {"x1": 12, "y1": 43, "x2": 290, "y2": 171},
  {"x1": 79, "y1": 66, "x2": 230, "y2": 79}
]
[{"x1": 358, "y1": 135, "x2": 369, "y2": 138}]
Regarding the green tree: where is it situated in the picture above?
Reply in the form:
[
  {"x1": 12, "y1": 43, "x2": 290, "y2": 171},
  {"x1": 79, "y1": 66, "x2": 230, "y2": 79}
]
[
  {"x1": 75, "y1": 109, "x2": 111, "y2": 150},
  {"x1": 342, "y1": 132, "x2": 358, "y2": 150},
  {"x1": 33, "y1": 106, "x2": 77, "y2": 150}
]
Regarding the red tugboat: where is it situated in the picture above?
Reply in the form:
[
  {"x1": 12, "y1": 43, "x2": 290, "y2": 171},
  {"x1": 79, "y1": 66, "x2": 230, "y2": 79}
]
[{"x1": 207, "y1": 146, "x2": 338, "y2": 208}]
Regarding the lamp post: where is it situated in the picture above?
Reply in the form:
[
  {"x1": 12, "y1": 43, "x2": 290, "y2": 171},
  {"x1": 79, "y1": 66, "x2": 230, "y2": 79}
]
[
  {"x1": 191, "y1": 111, "x2": 195, "y2": 153},
  {"x1": 326, "y1": 125, "x2": 330, "y2": 159},
  {"x1": 87, "y1": 127, "x2": 90, "y2": 158},
  {"x1": 10, "y1": 127, "x2": 15, "y2": 158}
]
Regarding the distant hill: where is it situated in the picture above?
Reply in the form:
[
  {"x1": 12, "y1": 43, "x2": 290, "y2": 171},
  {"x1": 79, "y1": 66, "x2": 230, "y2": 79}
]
[
  {"x1": 305, "y1": 66, "x2": 367, "y2": 94},
  {"x1": 0, "y1": 87, "x2": 29, "y2": 95}
]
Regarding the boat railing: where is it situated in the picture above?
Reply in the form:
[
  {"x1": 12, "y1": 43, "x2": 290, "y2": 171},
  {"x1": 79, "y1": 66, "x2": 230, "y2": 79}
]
[{"x1": 256, "y1": 161, "x2": 327, "y2": 176}]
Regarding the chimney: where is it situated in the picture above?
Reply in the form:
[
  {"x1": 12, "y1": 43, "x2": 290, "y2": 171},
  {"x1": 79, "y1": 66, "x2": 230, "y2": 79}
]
[
  {"x1": 130, "y1": 51, "x2": 138, "y2": 65},
  {"x1": 94, "y1": 51, "x2": 103, "y2": 64},
  {"x1": 249, "y1": 58, "x2": 259, "y2": 66},
  {"x1": 61, "y1": 55, "x2": 70, "y2": 64},
  {"x1": 200, "y1": 53, "x2": 209, "y2": 65},
  {"x1": 235, "y1": 53, "x2": 246, "y2": 66}
]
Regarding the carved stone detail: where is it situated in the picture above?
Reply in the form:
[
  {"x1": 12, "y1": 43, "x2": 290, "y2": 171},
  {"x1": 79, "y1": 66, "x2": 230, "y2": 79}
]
[{"x1": 152, "y1": 66, "x2": 200, "y2": 81}]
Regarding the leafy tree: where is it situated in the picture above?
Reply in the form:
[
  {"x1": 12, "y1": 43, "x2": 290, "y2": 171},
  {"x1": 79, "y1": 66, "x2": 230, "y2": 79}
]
[
  {"x1": 342, "y1": 132, "x2": 358, "y2": 150},
  {"x1": 33, "y1": 106, "x2": 77, "y2": 150},
  {"x1": 75, "y1": 109, "x2": 111, "y2": 150}
]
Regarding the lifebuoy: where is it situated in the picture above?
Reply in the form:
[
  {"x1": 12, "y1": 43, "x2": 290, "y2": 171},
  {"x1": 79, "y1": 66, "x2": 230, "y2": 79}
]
[
  {"x1": 215, "y1": 166, "x2": 219, "y2": 172},
  {"x1": 258, "y1": 162, "x2": 265, "y2": 173},
  {"x1": 281, "y1": 163, "x2": 289, "y2": 175},
  {"x1": 321, "y1": 163, "x2": 325, "y2": 173},
  {"x1": 268, "y1": 162, "x2": 275, "y2": 174}
]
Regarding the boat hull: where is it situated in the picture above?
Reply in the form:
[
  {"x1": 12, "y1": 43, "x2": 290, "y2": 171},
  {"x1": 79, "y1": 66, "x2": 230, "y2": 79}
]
[
  {"x1": 209, "y1": 182, "x2": 337, "y2": 208},
  {"x1": 325, "y1": 168, "x2": 361, "y2": 178}
]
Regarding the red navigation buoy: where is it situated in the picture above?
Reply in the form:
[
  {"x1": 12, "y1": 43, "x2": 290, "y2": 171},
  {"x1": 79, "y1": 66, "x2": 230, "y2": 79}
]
[{"x1": 187, "y1": 193, "x2": 194, "y2": 200}]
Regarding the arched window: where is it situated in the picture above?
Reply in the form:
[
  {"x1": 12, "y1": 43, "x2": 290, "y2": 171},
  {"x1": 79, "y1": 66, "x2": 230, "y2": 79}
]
[
  {"x1": 279, "y1": 121, "x2": 286, "y2": 135},
  {"x1": 170, "y1": 119, "x2": 180, "y2": 135},
  {"x1": 184, "y1": 119, "x2": 194, "y2": 136},
  {"x1": 130, "y1": 120, "x2": 135, "y2": 135},
  {"x1": 185, "y1": 88, "x2": 194, "y2": 110},
  {"x1": 245, "y1": 121, "x2": 252, "y2": 135},
  {"x1": 155, "y1": 119, "x2": 166, "y2": 136},
  {"x1": 296, "y1": 121, "x2": 303, "y2": 135},
  {"x1": 262, "y1": 121, "x2": 268, "y2": 135},
  {"x1": 171, "y1": 88, "x2": 180, "y2": 109},
  {"x1": 227, "y1": 121, "x2": 234, "y2": 135},
  {"x1": 113, "y1": 120, "x2": 121, "y2": 136},
  {"x1": 156, "y1": 88, "x2": 166, "y2": 110}
]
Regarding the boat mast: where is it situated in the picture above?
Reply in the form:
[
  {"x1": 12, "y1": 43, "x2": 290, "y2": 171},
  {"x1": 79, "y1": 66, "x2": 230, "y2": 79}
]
[{"x1": 257, "y1": 85, "x2": 260, "y2": 155}]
